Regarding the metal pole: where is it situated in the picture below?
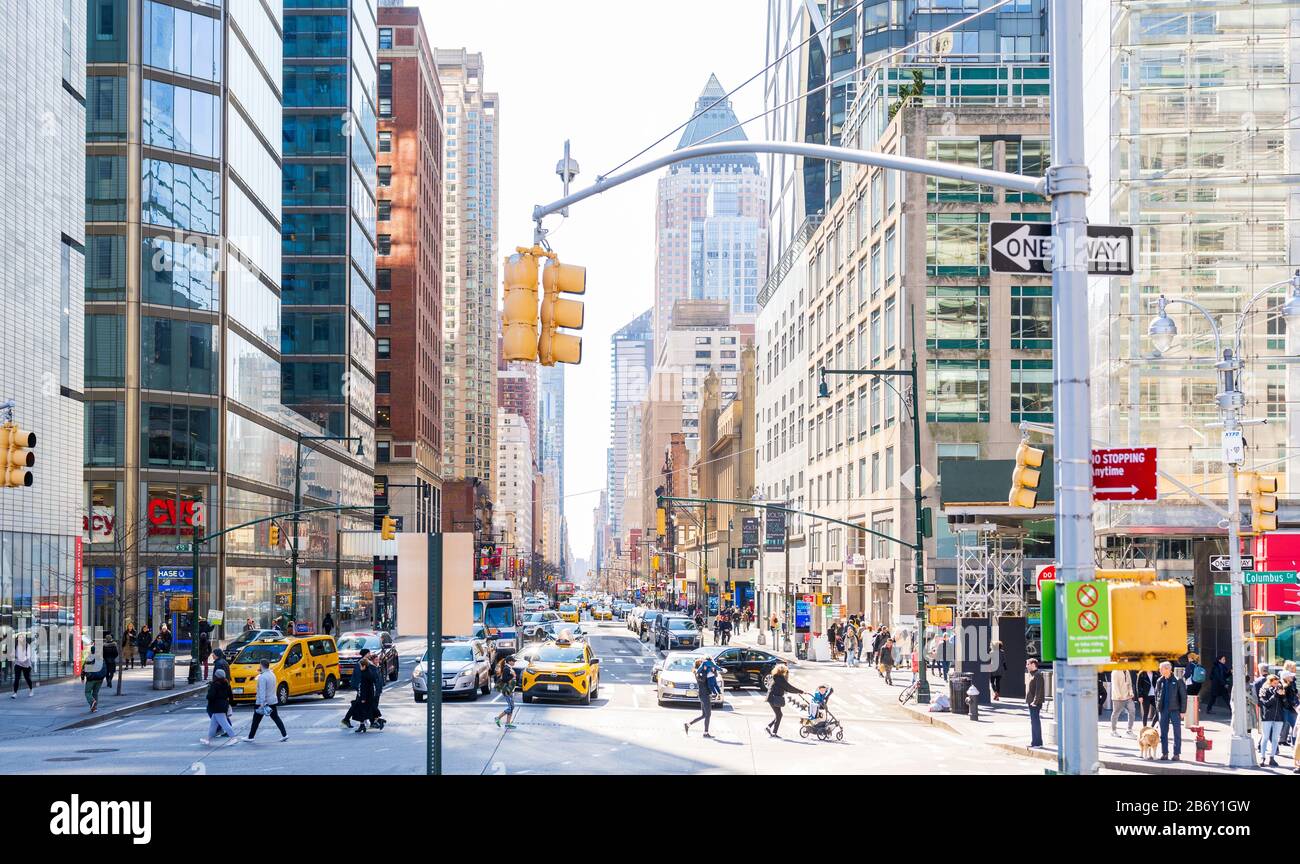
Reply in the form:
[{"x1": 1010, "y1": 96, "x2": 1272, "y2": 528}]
[
  {"x1": 1223, "y1": 358, "x2": 1255, "y2": 767},
  {"x1": 757, "y1": 519, "x2": 766, "y2": 646},
  {"x1": 1049, "y1": 0, "x2": 1099, "y2": 776},
  {"x1": 910, "y1": 336, "x2": 930, "y2": 704},
  {"x1": 783, "y1": 514, "x2": 792, "y2": 653},
  {"x1": 427, "y1": 531, "x2": 443, "y2": 776},
  {"x1": 187, "y1": 534, "x2": 201, "y2": 683},
  {"x1": 291, "y1": 435, "x2": 302, "y2": 626}
]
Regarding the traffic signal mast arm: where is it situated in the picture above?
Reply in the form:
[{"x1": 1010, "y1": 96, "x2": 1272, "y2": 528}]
[
  {"x1": 657, "y1": 495, "x2": 920, "y2": 552},
  {"x1": 531, "y1": 140, "x2": 1043, "y2": 239}
]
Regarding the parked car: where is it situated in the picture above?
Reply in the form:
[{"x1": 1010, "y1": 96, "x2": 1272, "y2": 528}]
[
  {"x1": 626, "y1": 607, "x2": 645, "y2": 633},
  {"x1": 521, "y1": 610, "x2": 563, "y2": 640},
  {"x1": 699, "y1": 645, "x2": 787, "y2": 691},
  {"x1": 654, "y1": 652, "x2": 723, "y2": 707},
  {"x1": 228, "y1": 635, "x2": 339, "y2": 705},
  {"x1": 638, "y1": 611, "x2": 663, "y2": 641},
  {"x1": 411, "y1": 640, "x2": 491, "y2": 702},
  {"x1": 336, "y1": 631, "x2": 399, "y2": 685},
  {"x1": 654, "y1": 615, "x2": 701, "y2": 652}
]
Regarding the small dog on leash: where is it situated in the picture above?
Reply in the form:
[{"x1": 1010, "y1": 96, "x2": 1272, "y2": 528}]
[{"x1": 1138, "y1": 726, "x2": 1160, "y2": 759}]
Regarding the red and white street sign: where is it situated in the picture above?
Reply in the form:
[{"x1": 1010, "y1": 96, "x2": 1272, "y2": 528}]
[
  {"x1": 1091, "y1": 447, "x2": 1158, "y2": 501},
  {"x1": 1035, "y1": 564, "x2": 1056, "y2": 598}
]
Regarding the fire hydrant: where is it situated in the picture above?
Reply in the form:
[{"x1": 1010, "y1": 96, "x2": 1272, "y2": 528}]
[
  {"x1": 1189, "y1": 725, "x2": 1212, "y2": 763},
  {"x1": 967, "y1": 684, "x2": 980, "y2": 721}
]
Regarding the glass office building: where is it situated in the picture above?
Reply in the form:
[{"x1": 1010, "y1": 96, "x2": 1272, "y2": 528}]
[
  {"x1": 83, "y1": 0, "x2": 374, "y2": 651},
  {"x1": 0, "y1": 0, "x2": 86, "y2": 683}
]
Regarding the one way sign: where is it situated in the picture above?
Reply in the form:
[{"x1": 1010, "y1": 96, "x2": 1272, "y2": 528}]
[
  {"x1": 1210, "y1": 554, "x2": 1254, "y2": 573},
  {"x1": 989, "y1": 221, "x2": 1135, "y2": 276}
]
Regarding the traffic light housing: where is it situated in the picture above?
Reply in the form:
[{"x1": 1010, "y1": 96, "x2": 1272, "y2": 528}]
[
  {"x1": 380, "y1": 515, "x2": 397, "y2": 541},
  {"x1": 269, "y1": 524, "x2": 280, "y2": 547},
  {"x1": 1, "y1": 424, "x2": 34, "y2": 488},
  {"x1": 1009, "y1": 441, "x2": 1044, "y2": 508},
  {"x1": 502, "y1": 247, "x2": 541, "y2": 361},
  {"x1": 1247, "y1": 472, "x2": 1279, "y2": 533},
  {"x1": 539, "y1": 257, "x2": 585, "y2": 366}
]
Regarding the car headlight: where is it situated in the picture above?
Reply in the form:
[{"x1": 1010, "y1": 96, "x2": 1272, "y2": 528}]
[
  {"x1": 412, "y1": 664, "x2": 425, "y2": 678},
  {"x1": 663, "y1": 681, "x2": 674, "y2": 689},
  {"x1": 458, "y1": 668, "x2": 474, "y2": 678}
]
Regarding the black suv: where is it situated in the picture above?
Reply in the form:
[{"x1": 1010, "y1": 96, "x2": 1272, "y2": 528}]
[
  {"x1": 653, "y1": 615, "x2": 701, "y2": 651},
  {"x1": 336, "y1": 631, "x2": 399, "y2": 686}
]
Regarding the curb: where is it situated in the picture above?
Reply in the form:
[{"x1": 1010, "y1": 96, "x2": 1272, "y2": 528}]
[{"x1": 56, "y1": 683, "x2": 206, "y2": 732}]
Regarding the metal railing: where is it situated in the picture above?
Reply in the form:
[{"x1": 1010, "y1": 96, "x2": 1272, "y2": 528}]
[{"x1": 758, "y1": 212, "x2": 824, "y2": 309}]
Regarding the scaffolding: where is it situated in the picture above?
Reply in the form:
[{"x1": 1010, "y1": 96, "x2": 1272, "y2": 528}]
[{"x1": 955, "y1": 526, "x2": 1027, "y2": 619}]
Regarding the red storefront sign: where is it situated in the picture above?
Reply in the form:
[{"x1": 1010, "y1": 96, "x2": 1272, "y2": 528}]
[
  {"x1": 1092, "y1": 447, "x2": 1158, "y2": 501},
  {"x1": 147, "y1": 498, "x2": 206, "y2": 536}
]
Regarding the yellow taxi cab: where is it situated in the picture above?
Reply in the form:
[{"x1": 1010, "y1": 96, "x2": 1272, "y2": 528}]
[
  {"x1": 558, "y1": 603, "x2": 580, "y2": 623},
  {"x1": 228, "y1": 634, "x2": 340, "y2": 705},
  {"x1": 593, "y1": 605, "x2": 613, "y2": 621},
  {"x1": 520, "y1": 636, "x2": 601, "y2": 705}
]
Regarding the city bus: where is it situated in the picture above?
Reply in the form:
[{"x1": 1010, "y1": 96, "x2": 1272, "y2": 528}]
[
  {"x1": 473, "y1": 579, "x2": 523, "y2": 661},
  {"x1": 550, "y1": 581, "x2": 575, "y2": 608}
]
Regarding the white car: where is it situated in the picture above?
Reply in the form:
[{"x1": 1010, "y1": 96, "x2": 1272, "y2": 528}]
[
  {"x1": 412, "y1": 640, "x2": 491, "y2": 702},
  {"x1": 521, "y1": 610, "x2": 563, "y2": 640},
  {"x1": 654, "y1": 652, "x2": 723, "y2": 707}
]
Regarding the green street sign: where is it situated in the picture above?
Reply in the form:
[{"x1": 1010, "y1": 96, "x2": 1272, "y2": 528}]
[
  {"x1": 175, "y1": 543, "x2": 192, "y2": 552},
  {"x1": 1064, "y1": 581, "x2": 1111, "y2": 665},
  {"x1": 1214, "y1": 583, "x2": 1232, "y2": 597},
  {"x1": 1243, "y1": 571, "x2": 1299, "y2": 585}
]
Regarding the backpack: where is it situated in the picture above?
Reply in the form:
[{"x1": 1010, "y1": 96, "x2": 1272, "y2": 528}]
[{"x1": 1191, "y1": 664, "x2": 1206, "y2": 684}]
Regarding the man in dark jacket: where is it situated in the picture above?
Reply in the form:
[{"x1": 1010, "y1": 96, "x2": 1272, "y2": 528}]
[
  {"x1": 136, "y1": 624, "x2": 152, "y2": 667},
  {"x1": 1136, "y1": 670, "x2": 1157, "y2": 726},
  {"x1": 1154, "y1": 661, "x2": 1187, "y2": 761},
  {"x1": 1026, "y1": 658, "x2": 1046, "y2": 747},
  {"x1": 102, "y1": 633, "x2": 119, "y2": 688}
]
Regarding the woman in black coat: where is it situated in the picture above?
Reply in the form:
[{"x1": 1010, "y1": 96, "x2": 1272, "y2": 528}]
[
  {"x1": 136, "y1": 625, "x2": 152, "y2": 667},
  {"x1": 764, "y1": 664, "x2": 805, "y2": 738},
  {"x1": 354, "y1": 657, "x2": 379, "y2": 732}
]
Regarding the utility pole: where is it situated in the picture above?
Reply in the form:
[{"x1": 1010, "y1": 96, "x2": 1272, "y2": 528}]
[{"x1": 1047, "y1": 0, "x2": 1099, "y2": 775}]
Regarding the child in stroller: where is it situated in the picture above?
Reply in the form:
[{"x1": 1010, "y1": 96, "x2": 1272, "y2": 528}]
[{"x1": 791, "y1": 685, "x2": 844, "y2": 741}]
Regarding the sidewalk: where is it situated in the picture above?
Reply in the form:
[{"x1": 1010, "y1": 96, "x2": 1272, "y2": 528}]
[
  {"x1": 0, "y1": 661, "x2": 206, "y2": 741},
  {"x1": 725, "y1": 626, "x2": 1276, "y2": 776}
]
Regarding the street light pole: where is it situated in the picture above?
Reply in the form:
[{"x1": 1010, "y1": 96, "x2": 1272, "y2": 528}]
[{"x1": 1146, "y1": 273, "x2": 1300, "y2": 768}]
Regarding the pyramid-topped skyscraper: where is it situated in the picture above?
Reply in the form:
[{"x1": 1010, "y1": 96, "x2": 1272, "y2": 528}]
[{"x1": 653, "y1": 76, "x2": 768, "y2": 370}]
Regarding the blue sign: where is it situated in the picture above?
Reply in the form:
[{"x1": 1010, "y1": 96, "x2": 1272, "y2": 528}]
[{"x1": 795, "y1": 601, "x2": 811, "y2": 632}]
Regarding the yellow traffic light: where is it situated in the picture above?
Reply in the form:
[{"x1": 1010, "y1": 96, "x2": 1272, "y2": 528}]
[
  {"x1": 502, "y1": 248, "x2": 541, "y2": 362},
  {"x1": 656, "y1": 506, "x2": 667, "y2": 538},
  {"x1": 651, "y1": 554, "x2": 661, "y2": 573},
  {"x1": 269, "y1": 524, "x2": 280, "y2": 546},
  {"x1": 1246, "y1": 472, "x2": 1279, "y2": 533},
  {"x1": 1009, "y1": 441, "x2": 1044, "y2": 508},
  {"x1": 1, "y1": 424, "x2": 35, "y2": 488},
  {"x1": 539, "y1": 257, "x2": 585, "y2": 366},
  {"x1": 381, "y1": 516, "x2": 397, "y2": 541}
]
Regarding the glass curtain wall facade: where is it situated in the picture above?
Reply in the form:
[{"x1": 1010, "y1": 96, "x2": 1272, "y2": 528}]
[
  {"x1": 1084, "y1": 2, "x2": 1300, "y2": 660},
  {"x1": 608, "y1": 310, "x2": 653, "y2": 543},
  {"x1": 281, "y1": 0, "x2": 378, "y2": 633},
  {"x1": 0, "y1": 0, "x2": 86, "y2": 683}
]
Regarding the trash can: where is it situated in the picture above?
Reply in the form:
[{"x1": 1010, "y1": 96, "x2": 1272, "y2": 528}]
[
  {"x1": 152, "y1": 653, "x2": 176, "y2": 690},
  {"x1": 949, "y1": 674, "x2": 972, "y2": 713}
]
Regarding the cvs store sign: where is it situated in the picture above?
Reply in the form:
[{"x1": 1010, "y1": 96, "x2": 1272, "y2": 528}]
[{"x1": 148, "y1": 498, "x2": 206, "y2": 536}]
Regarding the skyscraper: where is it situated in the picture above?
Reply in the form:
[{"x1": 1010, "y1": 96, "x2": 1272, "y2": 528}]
[
  {"x1": 435, "y1": 49, "x2": 499, "y2": 494},
  {"x1": 608, "y1": 310, "x2": 652, "y2": 544},
  {"x1": 654, "y1": 75, "x2": 766, "y2": 359},
  {"x1": 373, "y1": 2, "x2": 443, "y2": 534},
  {"x1": 539, "y1": 365, "x2": 565, "y2": 569},
  {"x1": 83, "y1": 0, "x2": 372, "y2": 643},
  {"x1": 0, "y1": 0, "x2": 85, "y2": 678}
]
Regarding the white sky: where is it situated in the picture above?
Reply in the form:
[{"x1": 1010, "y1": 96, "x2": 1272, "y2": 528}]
[{"x1": 416, "y1": 1, "x2": 769, "y2": 562}]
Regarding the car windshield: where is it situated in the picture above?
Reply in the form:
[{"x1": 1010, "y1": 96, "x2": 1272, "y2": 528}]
[
  {"x1": 536, "y1": 647, "x2": 585, "y2": 663},
  {"x1": 668, "y1": 619, "x2": 696, "y2": 631},
  {"x1": 337, "y1": 636, "x2": 380, "y2": 651},
  {"x1": 441, "y1": 645, "x2": 474, "y2": 662},
  {"x1": 234, "y1": 644, "x2": 285, "y2": 664},
  {"x1": 665, "y1": 656, "x2": 700, "y2": 672}
]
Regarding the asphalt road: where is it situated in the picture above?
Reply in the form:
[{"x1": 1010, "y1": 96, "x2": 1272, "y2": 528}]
[{"x1": 0, "y1": 622, "x2": 1049, "y2": 775}]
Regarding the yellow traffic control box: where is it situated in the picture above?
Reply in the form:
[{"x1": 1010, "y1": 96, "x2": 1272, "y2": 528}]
[{"x1": 1109, "y1": 580, "x2": 1187, "y2": 658}]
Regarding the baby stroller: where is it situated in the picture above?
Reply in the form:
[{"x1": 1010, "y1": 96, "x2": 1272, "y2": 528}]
[{"x1": 790, "y1": 686, "x2": 844, "y2": 741}]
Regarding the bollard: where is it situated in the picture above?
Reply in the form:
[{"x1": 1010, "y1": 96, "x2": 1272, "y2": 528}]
[
  {"x1": 1189, "y1": 725, "x2": 1213, "y2": 763},
  {"x1": 967, "y1": 684, "x2": 980, "y2": 721}
]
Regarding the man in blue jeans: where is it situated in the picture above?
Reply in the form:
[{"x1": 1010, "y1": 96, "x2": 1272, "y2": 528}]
[
  {"x1": 1153, "y1": 660, "x2": 1187, "y2": 762},
  {"x1": 1026, "y1": 658, "x2": 1045, "y2": 747}
]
